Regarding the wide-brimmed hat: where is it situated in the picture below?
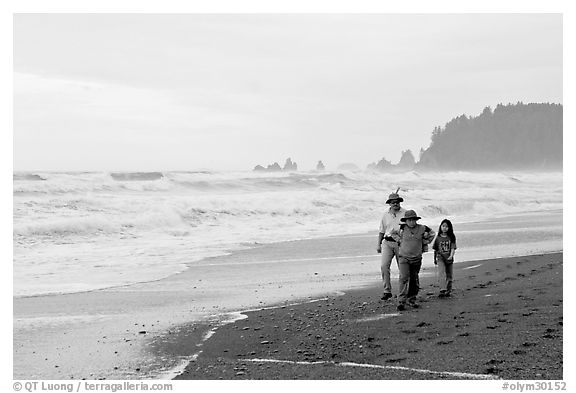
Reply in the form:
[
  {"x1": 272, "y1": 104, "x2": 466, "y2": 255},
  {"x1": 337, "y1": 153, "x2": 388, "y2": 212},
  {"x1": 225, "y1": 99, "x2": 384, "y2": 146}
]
[
  {"x1": 386, "y1": 193, "x2": 404, "y2": 204},
  {"x1": 401, "y1": 210, "x2": 421, "y2": 221}
]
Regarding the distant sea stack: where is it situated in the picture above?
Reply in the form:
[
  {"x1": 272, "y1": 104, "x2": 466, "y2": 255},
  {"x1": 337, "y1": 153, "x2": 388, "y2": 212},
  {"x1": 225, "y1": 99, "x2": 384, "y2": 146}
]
[
  {"x1": 417, "y1": 102, "x2": 562, "y2": 170},
  {"x1": 316, "y1": 161, "x2": 326, "y2": 171},
  {"x1": 368, "y1": 150, "x2": 415, "y2": 172},
  {"x1": 283, "y1": 158, "x2": 298, "y2": 171},
  {"x1": 367, "y1": 157, "x2": 392, "y2": 171},
  {"x1": 253, "y1": 158, "x2": 298, "y2": 172},
  {"x1": 397, "y1": 150, "x2": 416, "y2": 169}
]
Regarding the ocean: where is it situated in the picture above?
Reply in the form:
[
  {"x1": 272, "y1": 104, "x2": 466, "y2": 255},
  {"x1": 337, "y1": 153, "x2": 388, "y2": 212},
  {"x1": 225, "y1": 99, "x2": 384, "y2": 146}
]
[{"x1": 13, "y1": 170, "x2": 563, "y2": 297}]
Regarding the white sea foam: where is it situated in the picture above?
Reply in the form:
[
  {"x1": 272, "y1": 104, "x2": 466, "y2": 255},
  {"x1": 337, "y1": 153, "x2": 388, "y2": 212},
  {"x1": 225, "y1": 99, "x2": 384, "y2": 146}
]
[{"x1": 13, "y1": 170, "x2": 562, "y2": 296}]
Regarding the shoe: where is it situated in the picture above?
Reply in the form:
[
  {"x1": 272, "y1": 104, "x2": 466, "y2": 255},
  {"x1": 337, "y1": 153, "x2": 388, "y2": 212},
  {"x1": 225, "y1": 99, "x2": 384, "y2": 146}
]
[
  {"x1": 444, "y1": 291, "x2": 451, "y2": 298},
  {"x1": 381, "y1": 293, "x2": 393, "y2": 300},
  {"x1": 408, "y1": 298, "x2": 419, "y2": 308},
  {"x1": 396, "y1": 304, "x2": 405, "y2": 311},
  {"x1": 439, "y1": 290, "x2": 446, "y2": 298}
]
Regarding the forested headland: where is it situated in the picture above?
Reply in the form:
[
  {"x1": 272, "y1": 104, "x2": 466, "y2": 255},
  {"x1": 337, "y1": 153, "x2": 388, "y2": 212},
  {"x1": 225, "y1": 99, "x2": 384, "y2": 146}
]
[{"x1": 416, "y1": 102, "x2": 562, "y2": 170}]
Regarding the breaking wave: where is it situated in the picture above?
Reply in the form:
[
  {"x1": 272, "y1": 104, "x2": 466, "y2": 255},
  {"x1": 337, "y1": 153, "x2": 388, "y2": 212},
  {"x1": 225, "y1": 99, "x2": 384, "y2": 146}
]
[
  {"x1": 110, "y1": 172, "x2": 164, "y2": 181},
  {"x1": 13, "y1": 169, "x2": 562, "y2": 296}
]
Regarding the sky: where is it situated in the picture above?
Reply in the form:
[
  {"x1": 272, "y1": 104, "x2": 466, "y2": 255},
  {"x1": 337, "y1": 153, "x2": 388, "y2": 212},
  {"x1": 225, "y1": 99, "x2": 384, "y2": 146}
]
[{"x1": 13, "y1": 13, "x2": 563, "y2": 172}]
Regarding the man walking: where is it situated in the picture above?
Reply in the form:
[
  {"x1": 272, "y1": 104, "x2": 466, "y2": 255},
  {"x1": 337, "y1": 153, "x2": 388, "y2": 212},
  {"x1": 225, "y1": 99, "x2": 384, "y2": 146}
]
[
  {"x1": 393, "y1": 210, "x2": 435, "y2": 310},
  {"x1": 376, "y1": 191, "x2": 406, "y2": 300}
]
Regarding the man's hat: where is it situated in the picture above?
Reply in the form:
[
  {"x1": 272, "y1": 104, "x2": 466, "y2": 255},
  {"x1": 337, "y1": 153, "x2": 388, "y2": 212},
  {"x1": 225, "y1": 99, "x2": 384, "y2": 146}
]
[
  {"x1": 386, "y1": 192, "x2": 404, "y2": 204},
  {"x1": 400, "y1": 210, "x2": 421, "y2": 222}
]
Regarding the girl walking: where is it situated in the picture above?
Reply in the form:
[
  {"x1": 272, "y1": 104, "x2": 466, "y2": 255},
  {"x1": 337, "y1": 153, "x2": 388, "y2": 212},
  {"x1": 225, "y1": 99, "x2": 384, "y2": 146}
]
[{"x1": 432, "y1": 219, "x2": 457, "y2": 297}]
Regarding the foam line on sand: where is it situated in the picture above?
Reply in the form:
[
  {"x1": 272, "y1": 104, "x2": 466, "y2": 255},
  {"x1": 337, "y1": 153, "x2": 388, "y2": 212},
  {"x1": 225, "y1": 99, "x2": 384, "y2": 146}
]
[
  {"x1": 244, "y1": 358, "x2": 501, "y2": 380},
  {"x1": 462, "y1": 263, "x2": 483, "y2": 270}
]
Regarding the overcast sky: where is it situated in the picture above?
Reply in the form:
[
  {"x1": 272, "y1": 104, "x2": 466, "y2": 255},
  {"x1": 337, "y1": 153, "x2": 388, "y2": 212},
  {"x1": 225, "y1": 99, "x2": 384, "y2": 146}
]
[{"x1": 13, "y1": 13, "x2": 562, "y2": 172}]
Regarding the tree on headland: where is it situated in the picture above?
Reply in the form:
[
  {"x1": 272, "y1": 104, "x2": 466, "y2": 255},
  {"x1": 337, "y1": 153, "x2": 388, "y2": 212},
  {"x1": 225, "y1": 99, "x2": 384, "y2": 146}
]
[{"x1": 418, "y1": 102, "x2": 562, "y2": 170}]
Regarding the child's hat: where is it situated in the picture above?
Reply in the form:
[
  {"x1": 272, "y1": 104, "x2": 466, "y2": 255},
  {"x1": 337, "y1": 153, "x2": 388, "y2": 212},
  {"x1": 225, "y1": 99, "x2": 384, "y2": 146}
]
[
  {"x1": 386, "y1": 192, "x2": 404, "y2": 204},
  {"x1": 401, "y1": 210, "x2": 421, "y2": 221}
]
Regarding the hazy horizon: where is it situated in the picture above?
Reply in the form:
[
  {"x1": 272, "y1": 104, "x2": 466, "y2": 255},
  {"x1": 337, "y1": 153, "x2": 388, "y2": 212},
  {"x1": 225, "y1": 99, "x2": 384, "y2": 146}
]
[{"x1": 13, "y1": 14, "x2": 562, "y2": 172}]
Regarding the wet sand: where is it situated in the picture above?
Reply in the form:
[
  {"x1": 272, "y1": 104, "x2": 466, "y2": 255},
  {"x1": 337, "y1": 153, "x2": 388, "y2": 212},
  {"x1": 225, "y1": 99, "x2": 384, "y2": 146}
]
[
  {"x1": 13, "y1": 212, "x2": 562, "y2": 380},
  {"x1": 13, "y1": 233, "x2": 396, "y2": 379},
  {"x1": 171, "y1": 253, "x2": 563, "y2": 380}
]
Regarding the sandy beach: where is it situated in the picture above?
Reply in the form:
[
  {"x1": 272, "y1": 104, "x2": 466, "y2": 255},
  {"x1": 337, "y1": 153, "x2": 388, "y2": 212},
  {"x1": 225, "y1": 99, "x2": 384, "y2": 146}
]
[
  {"x1": 172, "y1": 253, "x2": 563, "y2": 380},
  {"x1": 13, "y1": 212, "x2": 563, "y2": 380}
]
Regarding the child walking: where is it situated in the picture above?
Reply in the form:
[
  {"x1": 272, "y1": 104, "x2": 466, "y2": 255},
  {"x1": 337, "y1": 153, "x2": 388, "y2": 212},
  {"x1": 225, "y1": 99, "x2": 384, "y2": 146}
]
[
  {"x1": 432, "y1": 219, "x2": 457, "y2": 297},
  {"x1": 392, "y1": 210, "x2": 435, "y2": 311}
]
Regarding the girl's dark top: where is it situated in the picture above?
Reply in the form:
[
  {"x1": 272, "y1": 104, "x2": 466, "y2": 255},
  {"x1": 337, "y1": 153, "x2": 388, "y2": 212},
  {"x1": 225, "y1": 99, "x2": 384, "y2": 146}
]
[{"x1": 433, "y1": 234, "x2": 457, "y2": 258}]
